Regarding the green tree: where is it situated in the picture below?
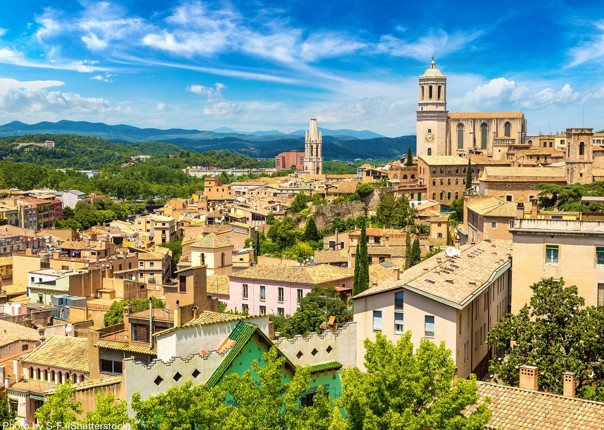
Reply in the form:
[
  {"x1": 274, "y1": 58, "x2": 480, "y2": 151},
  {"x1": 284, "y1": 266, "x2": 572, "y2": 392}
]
[
  {"x1": 36, "y1": 380, "x2": 82, "y2": 427},
  {"x1": 302, "y1": 217, "x2": 320, "y2": 242},
  {"x1": 353, "y1": 223, "x2": 369, "y2": 295},
  {"x1": 404, "y1": 232, "x2": 412, "y2": 269},
  {"x1": 340, "y1": 333, "x2": 491, "y2": 430},
  {"x1": 282, "y1": 285, "x2": 351, "y2": 338},
  {"x1": 406, "y1": 146, "x2": 413, "y2": 166},
  {"x1": 103, "y1": 297, "x2": 165, "y2": 327},
  {"x1": 355, "y1": 183, "x2": 374, "y2": 199},
  {"x1": 157, "y1": 239, "x2": 181, "y2": 276},
  {"x1": 222, "y1": 348, "x2": 337, "y2": 430},
  {"x1": 131, "y1": 382, "x2": 232, "y2": 430},
  {"x1": 375, "y1": 193, "x2": 415, "y2": 228},
  {"x1": 83, "y1": 392, "x2": 131, "y2": 427},
  {"x1": 267, "y1": 216, "x2": 298, "y2": 251},
  {"x1": 449, "y1": 196, "x2": 464, "y2": 224},
  {"x1": 488, "y1": 278, "x2": 604, "y2": 399},
  {"x1": 0, "y1": 390, "x2": 15, "y2": 426},
  {"x1": 290, "y1": 193, "x2": 310, "y2": 213},
  {"x1": 465, "y1": 160, "x2": 473, "y2": 190},
  {"x1": 409, "y1": 238, "x2": 421, "y2": 267}
]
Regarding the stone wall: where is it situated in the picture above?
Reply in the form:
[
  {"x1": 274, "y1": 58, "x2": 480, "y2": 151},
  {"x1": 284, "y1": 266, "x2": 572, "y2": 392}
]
[
  {"x1": 311, "y1": 202, "x2": 366, "y2": 230},
  {"x1": 272, "y1": 322, "x2": 357, "y2": 368}
]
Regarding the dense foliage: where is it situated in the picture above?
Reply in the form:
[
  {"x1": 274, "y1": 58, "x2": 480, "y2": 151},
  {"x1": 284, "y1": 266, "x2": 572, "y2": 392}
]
[
  {"x1": 537, "y1": 182, "x2": 604, "y2": 212},
  {"x1": 103, "y1": 297, "x2": 165, "y2": 327},
  {"x1": 157, "y1": 240, "x2": 183, "y2": 276},
  {"x1": 0, "y1": 390, "x2": 15, "y2": 426},
  {"x1": 353, "y1": 223, "x2": 369, "y2": 295},
  {"x1": 449, "y1": 196, "x2": 464, "y2": 224},
  {"x1": 271, "y1": 284, "x2": 352, "y2": 338},
  {"x1": 56, "y1": 199, "x2": 145, "y2": 231},
  {"x1": 375, "y1": 192, "x2": 416, "y2": 228},
  {"x1": 488, "y1": 278, "x2": 604, "y2": 400}
]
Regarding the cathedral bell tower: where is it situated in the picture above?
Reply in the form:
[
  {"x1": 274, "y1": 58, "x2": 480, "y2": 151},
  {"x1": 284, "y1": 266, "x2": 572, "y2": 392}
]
[
  {"x1": 304, "y1": 118, "x2": 323, "y2": 175},
  {"x1": 416, "y1": 58, "x2": 448, "y2": 157}
]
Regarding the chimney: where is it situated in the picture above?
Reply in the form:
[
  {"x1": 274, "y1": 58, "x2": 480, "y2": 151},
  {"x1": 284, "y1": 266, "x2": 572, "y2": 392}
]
[
  {"x1": 516, "y1": 202, "x2": 525, "y2": 219},
  {"x1": 519, "y1": 365, "x2": 538, "y2": 391},
  {"x1": 530, "y1": 198, "x2": 538, "y2": 218},
  {"x1": 12, "y1": 359, "x2": 22, "y2": 381},
  {"x1": 393, "y1": 268, "x2": 401, "y2": 281},
  {"x1": 563, "y1": 372, "x2": 576, "y2": 398},
  {"x1": 38, "y1": 327, "x2": 46, "y2": 343},
  {"x1": 174, "y1": 300, "x2": 181, "y2": 328}
]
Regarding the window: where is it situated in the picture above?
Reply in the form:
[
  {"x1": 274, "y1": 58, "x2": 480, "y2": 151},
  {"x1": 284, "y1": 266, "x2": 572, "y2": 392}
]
[
  {"x1": 139, "y1": 261, "x2": 144, "y2": 268},
  {"x1": 545, "y1": 245, "x2": 559, "y2": 264},
  {"x1": 277, "y1": 307, "x2": 284, "y2": 316},
  {"x1": 242, "y1": 303, "x2": 249, "y2": 313},
  {"x1": 260, "y1": 285, "x2": 266, "y2": 301},
  {"x1": 597, "y1": 247, "x2": 604, "y2": 265},
  {"x1": 504, "y1": 121, "x2": 511, "y2": 137},
  {"x1": 456, "y1": 123, "x2": 465, "y2": 149},
  {"x1": 427, "y1": 148, "x2": 432, "y2": 156},
  {"x1": 505, "y1": 195, "x2": 512, "y2": 202},
  {"x1": 580, "y1": 142, "x2": 585, "y2": 156},
  {"x1": 297, "y1": 289, "x2": 303, "y2": 303},
  {"x1": 598, "y1": 284, "x2": 604, "y2": 307},
  {"x1": 509, "y1": 220, "x2": 515, "y2": 228},
  {"x1": 179, "y1": 275, "x2": 187, "y2": 293},
  {"x1": 394, "y1": 313, "x2": 404, "y2": 334},
  {"x1": 149, "y1": 261, "x2": 155, "y2": 268},
  {"x1": 491, "y1": 221, "x2": 497, "y2": 228},
  {"x1": 242, "y1": 284, "x2": 248, "y2": 299},
  {"x1": 395, "y1": 291, "x2": 404, "y2": 310},
  {"x1": 278, "y1": 287, "x2": 284, "y2": 303},
  {"x1": 259, "y1": 305, "x2": 266, "y2": 315},
  {"x1": 425, "y1": 315, "x2": 435, "y2": 337},
  {"x1": 100, "y1": 359, "x2": 123, "y2": 374},
  {"x1": 481, "y1": 123, "x2": 488, "y2": 149},
  {"x1": 373, "y1": 311, "x2": 382, "y2": 331},
  {"x1": 132, "y1": 323, "x2": 150, "y2": 342}
]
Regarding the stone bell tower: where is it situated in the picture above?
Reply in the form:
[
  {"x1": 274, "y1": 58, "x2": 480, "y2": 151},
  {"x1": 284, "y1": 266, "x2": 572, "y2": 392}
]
[
  {"x1": 416, "y1": 58, "x2": 448, "y2": 157},
  {"x1": 565, "y1": 128, "x2": 593, "y2": 184},
  {"x1": 304, "y1": 118, "x2": 323, "y2": 175}
]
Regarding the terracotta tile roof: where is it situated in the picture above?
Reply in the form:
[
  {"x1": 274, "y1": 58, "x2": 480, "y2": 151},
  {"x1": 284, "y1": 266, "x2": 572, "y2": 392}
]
[
  {"x1": 47, "y1": 375, "x2": 122, "y2": 394},
  {"x1": 466, "y1": 197, "x2": 523, "y2": 218},
  {"x1": 2, "y1": 283, "x2": 27, "y2": 295},
  {"x1": 230, "y1": 264, "x2": 353, "y2": 285},
  {"x1": 369, "y1": 259, "x2": 407, "y2": 285},
  {"x1": 448, "y1": 112, "x2": 524, "y2": 119},
  {"x1": 192, "y1": 232, "x2": 232, "y2": 249},
  {"x1": 466, "y1": 154, "x2": 510, "y2": 165},
  {"x1": 419, "y1": 155, "x2": 469, "y2": 166},
  {"x1": 354, "y1": 241, "x2": 511, "y2": 308},
  {"x1": 207, "y1": 274, "x2": 230, "y2": 295},
  {"x1": 24, "y1": 336, "x2": 89, "y2": 372},
  {"x1": 183, "y1": 311, "x2": 249, "y2": 327},
  {"x1": 129, "y1": 308, "x2": 174, "y2": 322},
  {"x1": 94, "y1": 339, "x2": 157, "y2": 355},
  {"x1": 480, "y1": 166, "x2": 566, "y2": 182},
  {"x1": 475, "y1": 382, "x2": 604, "y2": 430},
  {"x1": 0, "y1": 320, "x2": 39, "y2": 347},
  {"x1": 349, "y1": 228, "x2": 408, "y2": 237},
  {"x1": 137, "y1": 251, "x2": 167, "y2": 261},
  {"x1": 314, "y1": 250, "x2": 348, "y2": 264}
]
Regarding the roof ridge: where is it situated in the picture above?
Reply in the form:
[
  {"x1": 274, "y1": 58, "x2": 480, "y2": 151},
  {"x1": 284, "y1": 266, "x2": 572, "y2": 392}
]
[{"x1": 478, "y1": 381, "x2": 604, "y2": 406}]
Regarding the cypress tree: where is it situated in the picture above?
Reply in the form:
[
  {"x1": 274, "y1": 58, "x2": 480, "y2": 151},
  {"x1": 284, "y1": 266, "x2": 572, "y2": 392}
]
[
  {"x1": 353, "y1": 242, "x2": 361, "y2": 294},
  {"x1": 353, "y1": 223, "x2": 370, "y2": 295},
  {"x1": 465, "y1": 159, "x2": 473, "y2": 190},
  {"x1": 406, "y1": 147, "x2": 413, "y2": 166},
  {"x1": 410, "y1": 238, "x2": 421, "y2": 267},
  {"x1": 302, "y1": 217, "x2": 320, "y2": 242},
  {"x1": 405, "y1": 232, "x2": 412, "y2": 269}
]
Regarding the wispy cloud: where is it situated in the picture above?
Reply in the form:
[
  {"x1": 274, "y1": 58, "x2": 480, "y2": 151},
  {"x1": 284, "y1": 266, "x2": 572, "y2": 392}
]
[
  {"x1": 0, "y1": 47, "x2": 106, "y2": 72},
  {"x1": 0, "y1": 28, "x2": 7, "y2": 37},
  {"x1": 188, "y1": 83, "x2": 225, "y2": 98},
  {"x1": 568, "y1": 21, "x2": 604, "y2": 67}
]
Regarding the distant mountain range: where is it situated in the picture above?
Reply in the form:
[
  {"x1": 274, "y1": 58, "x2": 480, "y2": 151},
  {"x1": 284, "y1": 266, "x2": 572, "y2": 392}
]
[{"x1": 0, "y1": 120, "x2": 414, "y2": 160}]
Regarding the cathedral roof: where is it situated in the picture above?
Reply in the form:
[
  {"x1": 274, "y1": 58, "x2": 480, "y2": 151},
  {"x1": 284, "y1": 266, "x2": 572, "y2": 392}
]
[{"x1": 421, "y1": 58, "x2": 444, "y2": 77}]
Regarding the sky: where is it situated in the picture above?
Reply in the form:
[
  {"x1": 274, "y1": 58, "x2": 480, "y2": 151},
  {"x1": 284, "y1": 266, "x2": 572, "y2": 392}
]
[{"x1": 0, "y1": 0, "x2": 603, "y2": 137}]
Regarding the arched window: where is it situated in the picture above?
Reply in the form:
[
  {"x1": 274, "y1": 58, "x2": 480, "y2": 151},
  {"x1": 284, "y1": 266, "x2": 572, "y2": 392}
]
[
  {"x1": 411, "y1": 174, "x2": 416, "y2": 179},
  {"x1": 437, "y1": 85, "x2": 442, "y2": 100},
  {"x1": 29, "y1": 367, "x2": 34, "y2": 379},
  {"x1": 528, "y1": 140, "x2": 533, "y2": 145},
  {"x1": 393, "y1": 174, "x2": 399, "y2": 179},
  {"x1": 457, "y1": 123, "x2": 464, "y2": 149},
  {"x1": 421, "y1": 86, "x2": 424, "y2": 100},
  {"x1": 429, "y1": 85, "x2": 433, "y2": 99},
  {"x1": 447, "y1": 192, "x2": 451, "y2": 200},
  {"x1": 579, "y1": 142, "x2": 585, "y2": 156},
  {"x1": 44, "y1": 370, "x2": 48, "y2": 381},
  {"x1": 504, "y1": 121, "x2": 511, "y2": 137},
  {"x1": 402, "y1": 174, "x2": 407, "y2": 179},
  {"x1": 427, "y1": 148, "x2": 432, "y2": 156},
  {"x1": 50, "y1": 370, "x2": 55, "y2": 382},
  {"x1": 481, "y1": 123, "x2": 488, "y2": 149}
]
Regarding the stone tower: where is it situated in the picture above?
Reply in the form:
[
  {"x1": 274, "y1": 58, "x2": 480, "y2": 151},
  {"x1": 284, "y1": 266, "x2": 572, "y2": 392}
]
[
  {"x1": 416, "y1": 58, "x2": 448, "y2": 157},
  {"x1": 565, "y1": 128, "x2": 593, "y2": 184},
  {"x1": 304, "y1": 118, "x2": 323, "y2": 175}
]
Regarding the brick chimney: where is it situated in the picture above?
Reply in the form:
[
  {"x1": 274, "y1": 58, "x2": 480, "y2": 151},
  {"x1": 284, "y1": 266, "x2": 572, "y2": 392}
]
[
  {"x1": 393, "y1": 268, "x2": 401, "y2": 281},
  {"x1": 563, "y1": 372, "x2": 576, "y2": 398},
  {"x1": 519, "y1": 365, "x2": 538, "y2": 391}
]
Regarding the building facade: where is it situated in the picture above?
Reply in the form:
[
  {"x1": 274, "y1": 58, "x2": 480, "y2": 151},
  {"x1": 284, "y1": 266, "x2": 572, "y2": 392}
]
[{"x1": 275, "y1": 150, "x2": 304, "y2": 171}]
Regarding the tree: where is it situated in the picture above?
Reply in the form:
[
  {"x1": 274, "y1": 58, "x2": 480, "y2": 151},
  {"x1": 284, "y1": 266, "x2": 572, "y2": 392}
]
[
  {"x1": 404, "y1": 232, "x2": 412, "y2": 269},
  {"x1": 406, "y1": 146, "x2": 413, "y2": 166},
  {"x1": 103, "y1": 297, "x2": 165, "y2": 327},
  {"x1": 355, "y1": 183, "x2": 374, "y2": 199},
  {"x1": 353, "y1": 223, "x2": 369, "y2": 295},
  {"x1": 0, "y1": 390, "x2": 15, "y2": 426},
  {"x1": 375, "y1": 193, "x2": 415, "y2": 228},
  {"x1": 488, "y1": 278, "x2": 604, "y2": 400},
  {"x1": 465, "y1": 159, "x2": 473, "y2": 190},
  {"x1": 281, "y1": 285, "x2": 351, "y2": 338},
  {"x1": 290, "y1": 193, "x2": 310, "y2": 213},
  {"x1": 409, "y1": 238, "x2": 421, "y2": 267},
  {"x1": 36, "y1": 380, "x2": 82, "y2": 427},
  {"x1": 449, "y1": 196, "x2": 464, "y2": 224},
  {"x1": 222, "y1": 348, "x2": 337, "y2": 430},
  {"x1": 158, "y1": 239, "x2": 181, "y2": 276},
  {"x1": 339, "y1": 333, "x2": 491, "y2": 430},
  {"x1": 132, "y1": 382, "x2": 232, "y2": 430},
  {"x1": 302, "y1": 217, "x2": 320, "y2": 242},
  {"x1": 83, "y1": 392, "x2": 131, "y2": 427}
]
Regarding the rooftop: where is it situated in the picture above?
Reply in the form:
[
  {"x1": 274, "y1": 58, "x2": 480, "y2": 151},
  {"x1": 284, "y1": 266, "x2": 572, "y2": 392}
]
[
  {"x1": 418, "y1": 155, "x2": 469, "y2": 166},
  {"x1": 510, "y1": 218, "x2": 604, "y2": 235},
  {"x1": 23, "y1": 336, "x2": 89, "y2": 373},
  {"x1": 354, "y1": 241, "x2": 511, "y2": 308},
  {"x1": 192, "y1": 232, "x2": 232, "y2": 249},
  {"x1": 466, "y1": 197, "x2": 525, "y2": 218},
  {"x1": 448, "y1": 112, "x2": 524, "y2": 119},
  {"x1": 207, "y1": 274, "x2": 230, "y2": 295},
  {"x1": 0, "y1": 320, "x2": 39, "y2": 347},
  {"x1": 230, "y1": 264, "x2": 353, "y2": 285},
  {"x1": 480, "y1": 166, "x2": 566, "y2": 182}
]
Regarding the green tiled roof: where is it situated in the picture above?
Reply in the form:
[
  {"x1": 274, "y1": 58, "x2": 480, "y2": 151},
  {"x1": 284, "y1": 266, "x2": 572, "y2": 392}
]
[{"x1": 307, "y1": 361, "x2": 342, "y2": 373}]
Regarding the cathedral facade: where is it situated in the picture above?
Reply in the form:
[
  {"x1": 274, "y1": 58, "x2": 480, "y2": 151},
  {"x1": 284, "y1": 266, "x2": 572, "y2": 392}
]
[{"x1": 416, "y1": 60, "x2": 527, "y2": 157}]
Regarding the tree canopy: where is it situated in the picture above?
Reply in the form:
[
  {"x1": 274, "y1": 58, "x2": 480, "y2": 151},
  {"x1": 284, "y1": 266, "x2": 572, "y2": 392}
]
[
  {"x1": 488, "y1": 278, "x2": 604, "y2": 400},
  {"x1": 103, "y1": 297, "x2": 165, "y2": 327},
  {"x1": 339, "y1": 332, "x2": 491, "y2": 430},
  {"x1": 375, "y1": 193, "x2": 415, "y2": 228}
]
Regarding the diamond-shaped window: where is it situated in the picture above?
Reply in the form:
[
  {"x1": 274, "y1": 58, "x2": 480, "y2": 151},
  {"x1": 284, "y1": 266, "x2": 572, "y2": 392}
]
[
  {"x1": 296, "y1": 351, "x2": 303, "y2": 359},
  {"x1": 173, "y1": 372, "x2": 182, "y2": 382},
  {"x1": 311, "y1": 348, "x2": 318, "y2": 356},
  {"x1": 326, "y1": 345, "x2": 333, "y2": 354},
  {"x1": 192, "y1": 369, "x2": 200, "y2": 378},
  {"x1": 154, "y1": 376, "x2": 163, "y2": 385}
]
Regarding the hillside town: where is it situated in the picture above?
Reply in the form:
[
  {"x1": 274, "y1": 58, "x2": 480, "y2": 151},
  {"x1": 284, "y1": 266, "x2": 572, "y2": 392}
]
[{"x1": 2, "y1": 60, "x2": 604, "y2": 429}]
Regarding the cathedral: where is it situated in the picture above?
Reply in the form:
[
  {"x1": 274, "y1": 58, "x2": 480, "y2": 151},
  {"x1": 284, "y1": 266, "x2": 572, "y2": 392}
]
[
  {"x1": 304, "y1": 118, "x2": 323, "y2": 175},
  {"x1": 416, "y1": 59, "x2": 527, "y2": 158}
]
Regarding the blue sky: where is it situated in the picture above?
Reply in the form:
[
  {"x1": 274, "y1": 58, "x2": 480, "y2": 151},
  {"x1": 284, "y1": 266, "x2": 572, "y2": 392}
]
[{"x1": 0, "y1": 0, "x2": 603, "y2": 136}]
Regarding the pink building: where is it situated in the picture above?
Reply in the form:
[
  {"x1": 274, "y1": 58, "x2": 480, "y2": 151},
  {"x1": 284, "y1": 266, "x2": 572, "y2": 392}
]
[{"x1": 227, "y1": 264, "x2": 353, "y2": 316}]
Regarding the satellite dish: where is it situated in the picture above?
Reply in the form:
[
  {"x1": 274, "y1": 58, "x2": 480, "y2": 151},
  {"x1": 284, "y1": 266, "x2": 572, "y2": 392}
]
[
  {"x1": 65, "y1": 324, "x2": 73, "y2": 335},
  {"x1": 445, "y1": 247, "x2": 461, "y2": 258}
]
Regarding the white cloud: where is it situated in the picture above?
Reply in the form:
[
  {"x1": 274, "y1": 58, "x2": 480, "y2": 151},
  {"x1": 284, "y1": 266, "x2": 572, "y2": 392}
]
[
  {"x1": 0, "y1": 28, "x2": 7, "y2": 37},
  {"x1": 155, "y1": 102, "x2": 167, "y2": 111},
  {"x1": 91, "y1": 73, "x2": 114, "y2": 82},
  {"x1": 522, "y1": 84, "x2": 579, "y2": 110},
  {"x1": 459, "y1": 77, "x2": 527, "y2": 110},
  {"x1": 202, "y1": 100, "x2": 241, "y2": 116},
  {"x1": 188, "y1": 82, "x2": 225, "y2": 98},
  {"x1": 568, "y1": 21, "x2": 604, "y2": 67}
]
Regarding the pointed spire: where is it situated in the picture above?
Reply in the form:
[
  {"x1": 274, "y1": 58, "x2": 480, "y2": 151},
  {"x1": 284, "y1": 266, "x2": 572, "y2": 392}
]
[{"x1": 430, "y1": 57, "x2": 436, "y2": 69}]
